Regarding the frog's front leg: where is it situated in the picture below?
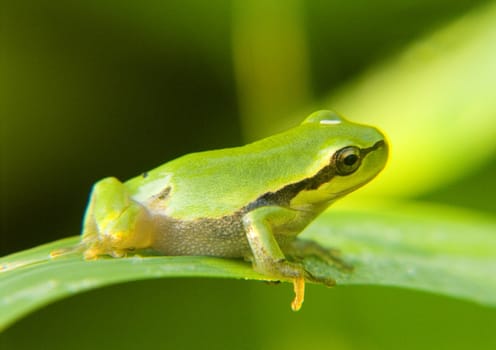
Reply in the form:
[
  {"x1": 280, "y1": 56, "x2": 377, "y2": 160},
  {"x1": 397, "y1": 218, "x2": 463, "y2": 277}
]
[
  {"x1": 242, "y1": 206, "x2": 327, "y2": 311},
  {"x1": 82, "y1": 177, "x2": 156, "y2": 259}
]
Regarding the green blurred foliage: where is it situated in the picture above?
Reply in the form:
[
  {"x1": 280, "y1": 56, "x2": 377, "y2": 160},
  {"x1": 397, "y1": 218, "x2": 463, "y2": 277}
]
[
  {"x1": 1, "y1": 0, "x2": 495, "y2": 348},
  {"x1": 328, "y1": 2, "x2": 496, "y2": 199}
]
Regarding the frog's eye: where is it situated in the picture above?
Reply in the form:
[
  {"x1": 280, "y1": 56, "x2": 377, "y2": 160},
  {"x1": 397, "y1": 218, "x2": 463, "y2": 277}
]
[{"x1": 334, "y1": 146, "x2": 361, "y2": 175}]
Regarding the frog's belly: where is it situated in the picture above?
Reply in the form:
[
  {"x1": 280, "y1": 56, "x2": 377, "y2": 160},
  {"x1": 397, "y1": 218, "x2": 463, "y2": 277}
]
[{"x1": 151, "y1": 213, "x2": 251, "y2": 258}]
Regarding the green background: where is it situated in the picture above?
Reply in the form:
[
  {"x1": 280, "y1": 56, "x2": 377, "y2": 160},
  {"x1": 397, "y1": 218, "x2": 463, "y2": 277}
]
[{"x1": 2, "y1": 0, "x2": 495, "y2": 349}]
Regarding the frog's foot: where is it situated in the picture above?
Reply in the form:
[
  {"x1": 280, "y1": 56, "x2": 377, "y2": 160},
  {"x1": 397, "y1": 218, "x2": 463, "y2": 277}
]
[
  {"x1": 48, "y1": 235, "x2": 127, "y2": 260},
  {"x1": 49, "y1": 244, "x2": 85, "y2": 259},
  {"x1": 286, "y1": 238, "x2": 354, "y2": 272},
  {"x1": 81, "y1": 236, "x2": 131, "y2": 259},
  {"x1": 253, "y1": 259, "x2": 307, "y2": 311},
  {"x1": 253, "y1": 258, "x2": 334, "y2": 311}
]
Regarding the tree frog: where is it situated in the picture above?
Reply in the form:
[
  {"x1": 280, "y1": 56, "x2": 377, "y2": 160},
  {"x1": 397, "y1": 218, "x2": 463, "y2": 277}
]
[{"x1": 80, "y1": 110, "x2": 388, "y2": 310}]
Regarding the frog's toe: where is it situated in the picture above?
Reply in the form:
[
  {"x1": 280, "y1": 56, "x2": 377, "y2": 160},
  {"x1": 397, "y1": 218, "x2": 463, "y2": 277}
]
[
  {"x1": 303, "y1": 270, "x2": 336, "y2": 287},
  {"x1": 287, "y1": 238, "x2": 354, "y2": 272},
  {"x1": 289, "y1": 265, "x2": 335, "y2": 311},
  {"x1": 82, "y1": 245, "x2": 102, "y2": 260}
]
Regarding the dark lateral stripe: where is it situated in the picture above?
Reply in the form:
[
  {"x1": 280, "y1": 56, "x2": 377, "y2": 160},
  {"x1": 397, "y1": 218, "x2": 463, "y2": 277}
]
[{"x1": 244, "y1": 139, "x2": 385, "y2": 212}]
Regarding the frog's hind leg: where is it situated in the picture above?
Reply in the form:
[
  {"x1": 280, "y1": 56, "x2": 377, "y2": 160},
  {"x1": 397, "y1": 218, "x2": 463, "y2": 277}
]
[{"x1": 81, "y1": 177, "x2": 156, "y2": 259}]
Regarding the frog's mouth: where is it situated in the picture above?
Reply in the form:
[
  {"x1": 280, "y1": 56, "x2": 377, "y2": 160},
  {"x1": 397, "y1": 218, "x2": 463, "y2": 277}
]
[
  {"x1": 327, "y1": 180, "x2": 376, "y2": 200},
  {"x1": 362, "y1": 139, "x2": 386, "y2": 157}
]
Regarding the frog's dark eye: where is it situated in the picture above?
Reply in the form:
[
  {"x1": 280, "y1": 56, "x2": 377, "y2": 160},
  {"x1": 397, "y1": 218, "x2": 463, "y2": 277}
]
[{"x1": 334, "y1": 146, "x2": 362, "y2": 175}]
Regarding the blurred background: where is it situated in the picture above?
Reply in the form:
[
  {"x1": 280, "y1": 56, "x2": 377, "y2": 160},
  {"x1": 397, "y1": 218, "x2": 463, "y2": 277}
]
[{"x1": 1, "y1": 0, "x2": 496, "y2": 349}]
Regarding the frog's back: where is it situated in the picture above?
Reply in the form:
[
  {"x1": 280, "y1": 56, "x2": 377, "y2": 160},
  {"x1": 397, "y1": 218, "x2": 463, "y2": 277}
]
[
  {"x1": 143, "y1": 134, "x2": 319, "y2": 219},
  {"x1": 125, "y1": 128, "x2": 313, "y2": 219},
  {"x1": 125, "y1": 112, "x2": 383, "y2": 220}
]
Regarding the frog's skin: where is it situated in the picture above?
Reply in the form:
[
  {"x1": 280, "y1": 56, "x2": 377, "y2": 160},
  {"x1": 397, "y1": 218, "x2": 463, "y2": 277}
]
[{"x1": 81, "y1": 110, "x2": 388, "y2": 310}]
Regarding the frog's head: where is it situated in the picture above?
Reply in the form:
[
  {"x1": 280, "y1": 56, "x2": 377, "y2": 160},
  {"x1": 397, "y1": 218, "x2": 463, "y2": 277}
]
[{"x1": 290, "y1": 110, "x2": 388, "y2": 208}]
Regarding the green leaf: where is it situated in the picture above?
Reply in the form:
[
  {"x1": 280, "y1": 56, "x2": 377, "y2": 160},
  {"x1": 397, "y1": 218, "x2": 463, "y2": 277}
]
[
  {"x1": 303, "y1": 202, "x2": 496, "y2": 304},
  {"x1": 1, "y1": 202, "x2": 495, "y2": 331}
]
